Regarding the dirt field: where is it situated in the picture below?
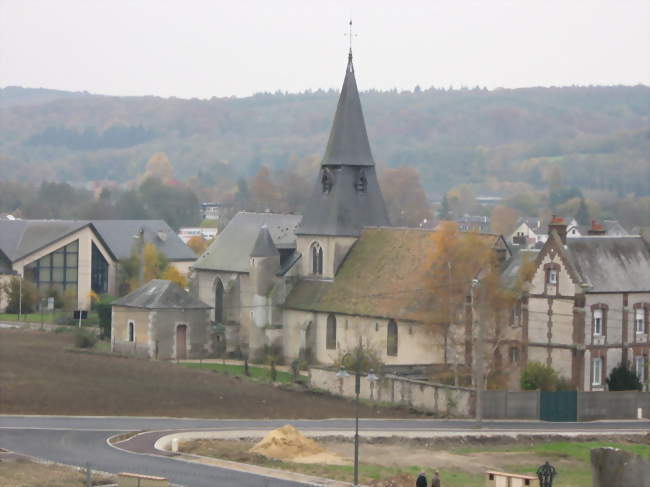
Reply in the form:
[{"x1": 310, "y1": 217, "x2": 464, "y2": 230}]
[
  {"x1": 180, "y1": 434, "x2": 650, "y2": 487},
  {"x1": 0, "y1": 456, "x2": 115, "y2": 487},
  {"x1": 0, "y1": 329, "x2": 417, "y2": 418}
]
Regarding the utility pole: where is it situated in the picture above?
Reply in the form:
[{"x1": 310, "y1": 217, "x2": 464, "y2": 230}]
[
  {"x1": 472, "y1": 278, "x2": 484, "y2": 428},
  {"x1": 18, "y1": 273, "x2": 22, "y2": 322}
]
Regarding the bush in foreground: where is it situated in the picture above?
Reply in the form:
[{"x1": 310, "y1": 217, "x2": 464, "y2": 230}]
[{"x1": 73, "y1": 328, "x2": 97, "y2": 349}]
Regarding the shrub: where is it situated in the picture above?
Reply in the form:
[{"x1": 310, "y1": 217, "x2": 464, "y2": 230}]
[
  {"x1": 4, "y1": 277, "x2": 40, "y2": 314},
  {"x1": 520, "y1": 361, "x2": 560, "y2": 391},
  {"x1": 93, "y1": 294, "x2": 114, "y2": 339},
  {"x1": 606, "y1": 362, "x2": 642, "y2": 391},
  {"x1": 73, "y1": 328, "x2": 97, "y2": 349}
]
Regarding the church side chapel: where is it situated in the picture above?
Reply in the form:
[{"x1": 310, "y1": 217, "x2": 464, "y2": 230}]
[{"x1": 190, "y1": 47, "x2": 521, "y2": 381}]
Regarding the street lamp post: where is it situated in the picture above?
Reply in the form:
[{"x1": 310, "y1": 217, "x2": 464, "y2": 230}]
[
  {"x1": 472, "y1": 278, "x2": 484, "y2": 428},
  {"x1": 336, "y1": 347, "x2": 378, "y2": 487}
]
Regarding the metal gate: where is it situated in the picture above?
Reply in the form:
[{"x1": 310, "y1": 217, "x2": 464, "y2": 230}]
[{"x1": 540, "y1": 390, "x2": 577, "y2": 422}]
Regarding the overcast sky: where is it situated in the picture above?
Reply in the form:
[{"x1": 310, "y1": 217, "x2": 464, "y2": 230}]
[{"x1": 1, "y1": 0, "x2": 649, "y2": 99}]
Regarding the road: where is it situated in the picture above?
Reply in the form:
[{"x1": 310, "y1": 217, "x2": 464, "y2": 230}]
[{"x1": 1, "y1": 416, "x2": 649, "y2": 486}]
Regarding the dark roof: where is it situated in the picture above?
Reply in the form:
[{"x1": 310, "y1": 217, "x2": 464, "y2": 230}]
[
  {"x1": 296, "y1": 165, "x2": 390, "y2": 236},
  {"x1": 193, "y1": 212, "x2": 301, "y2": 272},
  {"x1": 0, "y1": 220, "x2": 98, "y2": 261},
  {"x1": 250, "y1": 225, "x2": 279, "y2": 258},
  {"x1": 566, "y1": 236, "x2": 650, "y2": 293},
  {"x1": 321, "y1": 52, "x2": 374, "y2": 167},
  {"x1": 0, "y1": 247, "x2": 12, "y2": 273},
  {"x1": 285, "y1": 227, "x2": 502, "y2": 321},
  {"x1": 112, "y1": 279, "x2": 210, "y2": 309},
  {"x1": 0, "y1": 219, "x2": 192, "y2": 263},
  {"x1": 501, "y1": 246, "x2": 539, "y2": 289},
  {"x1": 92, "y1": 220, "x2": 195, "y2": 261}
]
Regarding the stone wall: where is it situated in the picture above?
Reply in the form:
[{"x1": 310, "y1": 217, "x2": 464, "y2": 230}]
[
  {"x1": 310, "y1": 366, "x2": 474, "y2": 417},
  {"x1": 591, "y1": 448, "x2": 650, "y2": 487}
]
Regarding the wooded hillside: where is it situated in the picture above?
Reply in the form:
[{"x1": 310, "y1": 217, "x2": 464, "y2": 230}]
[{"x1": 1, "y1": 85, "x2": 648, "y2": 197}]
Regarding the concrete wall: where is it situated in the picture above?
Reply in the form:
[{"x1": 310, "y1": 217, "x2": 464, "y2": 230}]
[
  {"x1": 482, "y1": 390, "x2": 650, "y2": 420},
  {"x1": 310, "y1": 366, "x2": 473, "y2": 417},
  {"x1": 579, "y1": 391, "x2": 650, "y2": 421},
  {"x1": 483, "y1": 390, "x2": 539, "y2": 419}
]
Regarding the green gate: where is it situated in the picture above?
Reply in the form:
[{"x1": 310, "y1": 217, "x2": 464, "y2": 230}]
[{"x1": 540, "y1": 390, "x2": 577, "y2": 422}]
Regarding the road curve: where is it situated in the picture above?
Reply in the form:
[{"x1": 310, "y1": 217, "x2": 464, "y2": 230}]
[{"x1": 1, "y1": 416, "x2": 649, "y2": 487}]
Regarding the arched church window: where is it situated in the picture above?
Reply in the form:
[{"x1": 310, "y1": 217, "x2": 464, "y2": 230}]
[
  {"x1": 326, "y1": 314, "x2": 337, "y2": 350},
  {"x1": 214, "y1": 278, "x2": 224, "y2": 324},
  {"x1": 387, "y1": 319, "x2": 398, "y2": 356},
  {"x1": 311, "y1": 242, "x2": 323, "y2": 275},
  {"x1": 321, "y1": 168, "x2": 333, "y2": 193},
  {"x1": 355, "y1": 168, "x2": 367, "y2": 192}
]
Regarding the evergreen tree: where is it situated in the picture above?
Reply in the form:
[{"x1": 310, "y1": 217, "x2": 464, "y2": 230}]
[
  {"x1": 439, "y1": 193, "x2": 452, "y2": 220},
  {"x1": 606, "y1": 362, "x2": 642, "y2": 391},
  {"x1": 576, "y1": 197, "x2": 590, "y2": 226}
]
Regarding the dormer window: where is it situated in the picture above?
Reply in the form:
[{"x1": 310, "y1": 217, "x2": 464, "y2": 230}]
[
  {"x1": 311, "y1": 242, "x2": 323, "y2": 275},
  {"x1": 355, "y1": 168, "x2": 367, "y2": 192},
  {"x1": 321, "y1": 169, "x2": 333, "y2": 193},
  {"x1": 548, "y1": 269, "x2": 558, "y2": 285}
]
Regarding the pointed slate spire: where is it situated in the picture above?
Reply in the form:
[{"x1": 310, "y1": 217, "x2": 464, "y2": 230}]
[
  {"x1": 321, "y1": 51, "x2": 374, "y2": 166},
  {"x1": 250, "y1": 224, "x2": 279, "y2": 258},
  {"x1": 296, "y1": 52, "x2": 390, "y2": 237}
]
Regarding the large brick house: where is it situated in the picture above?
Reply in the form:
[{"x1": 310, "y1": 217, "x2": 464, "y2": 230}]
[{"x1": 522, "y1": 219, "x2": 650, "y2": 391}]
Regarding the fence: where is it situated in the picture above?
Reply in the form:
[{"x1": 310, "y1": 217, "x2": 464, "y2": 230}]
[
  {"x1": 483, "y1": 390, "x2": 650, "y2": 421},
  {"x1": 309, "y1": 367, "x2": 474, "y2": 417}
]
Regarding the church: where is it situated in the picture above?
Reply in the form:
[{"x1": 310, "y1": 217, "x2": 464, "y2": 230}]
[{"x1": 192, "y1": 49, "x2": 514, "y2": 372}]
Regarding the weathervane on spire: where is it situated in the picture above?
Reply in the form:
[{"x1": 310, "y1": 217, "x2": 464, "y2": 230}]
[{"x1": 345, "y1": 19, "x2": 357, "y2": 61}]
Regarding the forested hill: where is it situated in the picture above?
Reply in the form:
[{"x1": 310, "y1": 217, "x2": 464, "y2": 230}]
[{"x1": 1, "y1": 85, "x2": 648, "y2": 196}]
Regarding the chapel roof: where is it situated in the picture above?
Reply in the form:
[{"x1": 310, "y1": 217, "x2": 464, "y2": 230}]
[
  {"x1": 112, "y1": 279, "x2": 211, "y2": 309},
  {"x1": 193, "y1": 211, "x2": 301, "y2": 273}
]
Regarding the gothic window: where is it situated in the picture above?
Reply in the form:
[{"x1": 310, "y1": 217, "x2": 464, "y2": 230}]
[
  {"x1": 311, "y1": 242, "x2": 323, "y2": 275},
  {"x1": 214, "y1": 278, "x2": 224, "y2": 324},
  {"x1": 387, "y1": 320, "x2": 398, "y2": 356},
  {"x1": 321, "y1": 169, "x2": 333, "y2": 193},
  {"x1": 355, "y1": 168, "x2": 367, "y2": 192},
  {"x1": 326, "y1": 314, "x2": 337, "y2": 350}
]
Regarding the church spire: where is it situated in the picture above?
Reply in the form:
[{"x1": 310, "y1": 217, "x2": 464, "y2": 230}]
[
  {"x1": 296, "y1": 47, "x2": 390, "y2": 237},
  {"x1": 320, "y1": 46, "x2": 374, "y2": 167}
]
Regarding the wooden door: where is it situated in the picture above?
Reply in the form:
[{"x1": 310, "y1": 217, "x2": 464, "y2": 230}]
[{"x1": 176, "y1": 325, "x2": 187, "y2": 360}]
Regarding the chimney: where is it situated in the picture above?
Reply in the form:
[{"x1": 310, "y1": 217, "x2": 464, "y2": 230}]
[
  {"x1": 512, "y1": 233, "x2": 528, "y2": 249},
  {"x1": 587, "y1": 220, "x2": 606, "y2": 236},
  {"x1": 548, "y1": 215, "x2": 567, "y2": 245}
]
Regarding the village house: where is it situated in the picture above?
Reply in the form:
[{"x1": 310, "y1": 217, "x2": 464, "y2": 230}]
[
  {"x1": 0, "y1": 219, "x2": 195, "y2": 310},
  {"x1": 521, "y1": 218, "x2": 650, "y2": 391},
  {"x1": 111, "y1": 279, "x2": 213, "y2": 360}
]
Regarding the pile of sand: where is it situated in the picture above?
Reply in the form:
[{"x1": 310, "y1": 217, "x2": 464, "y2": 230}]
[{"x1": 249, "y1": 424, "x2": 348, "y2": 465}]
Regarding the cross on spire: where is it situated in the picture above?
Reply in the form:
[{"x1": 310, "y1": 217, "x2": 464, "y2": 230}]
[{"x1": 345, "y1": 19, "x2": 357, "y2": 61}]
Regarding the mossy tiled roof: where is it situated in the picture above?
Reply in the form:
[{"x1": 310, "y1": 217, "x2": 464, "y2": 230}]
[{"x1": 286, "y1": 227, "x2": 501, "y2": 322}]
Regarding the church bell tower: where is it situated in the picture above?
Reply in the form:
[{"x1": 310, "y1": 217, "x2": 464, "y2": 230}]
[{"x1": 296, "y1": 49, "x2": 390, "y2": 279}]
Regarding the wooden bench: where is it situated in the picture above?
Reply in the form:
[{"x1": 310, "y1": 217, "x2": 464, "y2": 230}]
[
  {"x1": 118, "y1": 472, "x2": 169, "y2": 487},
  {"x1": 486, "y1": 470, "x2": 539, "y2": 487}
]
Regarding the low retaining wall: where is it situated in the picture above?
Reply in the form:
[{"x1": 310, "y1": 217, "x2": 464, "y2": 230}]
[{"x1": 309, "y1": 367, "x2": 474, "y2": 417}]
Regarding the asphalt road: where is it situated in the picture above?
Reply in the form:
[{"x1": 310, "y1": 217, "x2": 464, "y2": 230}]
[{"x1": 1, "y1": 416, "x2": 649, "y2": 487}]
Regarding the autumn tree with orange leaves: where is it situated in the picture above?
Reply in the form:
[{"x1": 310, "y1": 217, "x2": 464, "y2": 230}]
[{"x1": 429, "y1": 222, "x2": 532, "y2": 388}]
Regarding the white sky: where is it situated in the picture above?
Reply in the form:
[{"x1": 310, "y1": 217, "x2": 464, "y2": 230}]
[{"x1": 1, "y1": 0, "x2": 649, "y2": 98}]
